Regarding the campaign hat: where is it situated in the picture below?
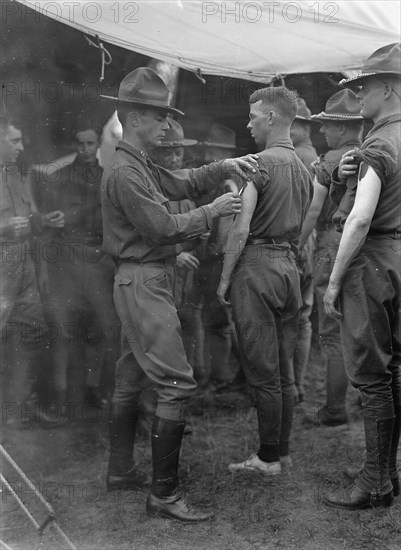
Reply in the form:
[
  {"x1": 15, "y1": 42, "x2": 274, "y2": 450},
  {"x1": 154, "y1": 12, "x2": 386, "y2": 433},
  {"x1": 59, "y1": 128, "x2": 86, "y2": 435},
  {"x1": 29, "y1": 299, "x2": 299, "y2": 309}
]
[
  {"x1": 294, "y1": 98, "x2": 321, "y2": 124},
  {"x1": 100, "y1": 67, "x2": 184, "y2": 116},
  {"x1": 202, "y1": 124, "x2": 236, "y2": 149},
  {"x1": 340, "y1": 43, "x2": 401, "y2": 87},
  {"x1": 157, "y1": 119, "x2": 197, "y2": 147},
  {"x1": 311, "y1": 89, "x2": 363, "y2": 121}
]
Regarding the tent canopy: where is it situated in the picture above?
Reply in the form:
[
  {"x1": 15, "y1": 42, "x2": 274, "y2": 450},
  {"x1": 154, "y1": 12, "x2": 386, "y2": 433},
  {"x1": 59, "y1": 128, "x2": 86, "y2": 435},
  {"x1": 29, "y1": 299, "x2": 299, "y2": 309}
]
[{"x1": 14, "y1": 0, "x2": 401, "y2": 83}]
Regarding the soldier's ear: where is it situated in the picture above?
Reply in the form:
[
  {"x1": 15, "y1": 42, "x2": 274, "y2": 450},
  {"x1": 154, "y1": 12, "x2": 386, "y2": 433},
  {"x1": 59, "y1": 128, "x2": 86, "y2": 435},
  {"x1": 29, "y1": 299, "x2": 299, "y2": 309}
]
[{"x1": 128, "y1": 111, "x2": 140, "y2": 127}]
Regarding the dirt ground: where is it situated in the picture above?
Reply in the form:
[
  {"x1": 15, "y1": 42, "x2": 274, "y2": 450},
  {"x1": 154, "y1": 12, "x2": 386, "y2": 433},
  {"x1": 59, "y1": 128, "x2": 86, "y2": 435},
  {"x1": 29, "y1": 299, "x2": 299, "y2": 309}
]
[{"x1": 1, "y1": 344, "x2": 401, "y2": 550}]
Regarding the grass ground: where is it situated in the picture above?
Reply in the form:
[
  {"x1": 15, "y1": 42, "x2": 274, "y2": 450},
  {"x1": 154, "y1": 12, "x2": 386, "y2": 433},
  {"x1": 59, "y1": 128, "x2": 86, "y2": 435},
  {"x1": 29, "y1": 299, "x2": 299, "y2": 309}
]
[{"x1": 1, "y1": 344, "x2": 400, "y2": 550}]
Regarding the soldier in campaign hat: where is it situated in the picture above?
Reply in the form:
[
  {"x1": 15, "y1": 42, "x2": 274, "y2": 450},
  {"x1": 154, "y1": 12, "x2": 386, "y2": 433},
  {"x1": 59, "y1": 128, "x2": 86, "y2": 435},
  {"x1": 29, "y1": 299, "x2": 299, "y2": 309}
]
[
  {"x1": 149, "y1": 118, "x2": 198, "y2": 171},
  {"x1": 100, "y1": 67, "x2": 257, "y2": 522},
  {"x1": 300, "y1": 89, "x2": 364, "y2": 427},
  {"x1": 322, "y1": 43, "x2": 401, "y2": 509}
]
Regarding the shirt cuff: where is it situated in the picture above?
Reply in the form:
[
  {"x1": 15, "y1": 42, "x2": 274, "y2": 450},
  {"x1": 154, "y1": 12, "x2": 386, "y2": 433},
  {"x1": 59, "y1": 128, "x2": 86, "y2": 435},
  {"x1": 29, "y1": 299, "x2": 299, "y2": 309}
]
[
  {"x1": 200, "y1": 205, "x2": 213, "y2": 229},
  {"x1": 331, "y1": 166, "x2": 346, "y2": 187}
]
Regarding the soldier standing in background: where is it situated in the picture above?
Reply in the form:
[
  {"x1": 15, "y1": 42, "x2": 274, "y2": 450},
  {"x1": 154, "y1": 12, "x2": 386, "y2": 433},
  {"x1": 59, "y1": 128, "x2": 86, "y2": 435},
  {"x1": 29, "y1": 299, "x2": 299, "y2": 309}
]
[
  {"x1": 300, "y1": 90, "x2": 364, "y2": 426},
  {"x1": 1, "y1": 116, "x2": 63, "y2": 426},
  {"x1": 323, "y1": 43, "x2": 401, "y2": 509}
]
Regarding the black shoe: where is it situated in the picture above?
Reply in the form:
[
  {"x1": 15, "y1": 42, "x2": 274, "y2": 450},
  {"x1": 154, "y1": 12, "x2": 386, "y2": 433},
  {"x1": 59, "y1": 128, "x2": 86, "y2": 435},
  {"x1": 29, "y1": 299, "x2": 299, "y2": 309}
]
[
  {"x1": 323, "y1": 484, "x2": 394, "y2": 510},
  {"x1": 343, "y1": 467, "x2": 400, "y2": 497},
  {"x1": 303, "y1": 405, "x2": 348, "y2": 427},
  {"x1": 106, "y1": 466, "x2": 150, "y2": 491},
  {"x1": 146, "y1": 491, "x2": 214, "y2": 522}
]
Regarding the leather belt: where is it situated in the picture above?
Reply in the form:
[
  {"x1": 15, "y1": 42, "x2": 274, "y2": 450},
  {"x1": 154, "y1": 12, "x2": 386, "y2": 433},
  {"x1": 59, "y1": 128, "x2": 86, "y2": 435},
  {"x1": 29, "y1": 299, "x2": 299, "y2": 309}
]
[{"x1": 246, "y1": 237, "x2": 298, "y2": 256}]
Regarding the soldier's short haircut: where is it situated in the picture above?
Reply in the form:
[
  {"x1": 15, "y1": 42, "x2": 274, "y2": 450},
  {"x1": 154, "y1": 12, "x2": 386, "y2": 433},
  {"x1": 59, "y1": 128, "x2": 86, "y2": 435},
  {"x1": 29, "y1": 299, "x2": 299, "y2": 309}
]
[{"x1": 249, "y1": 87, "x2": 298, "y2": 122}]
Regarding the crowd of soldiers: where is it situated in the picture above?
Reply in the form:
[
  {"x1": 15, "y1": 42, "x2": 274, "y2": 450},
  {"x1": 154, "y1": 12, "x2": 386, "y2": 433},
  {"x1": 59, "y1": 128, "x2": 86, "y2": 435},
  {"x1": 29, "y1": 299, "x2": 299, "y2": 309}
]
[{"x1": 1, "y1": 42, "x2": 400, "y2": 521}]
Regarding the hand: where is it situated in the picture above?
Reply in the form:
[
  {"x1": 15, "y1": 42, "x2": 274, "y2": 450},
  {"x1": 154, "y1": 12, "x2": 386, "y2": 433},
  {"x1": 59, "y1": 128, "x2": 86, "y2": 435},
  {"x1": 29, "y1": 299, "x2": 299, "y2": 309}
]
[
  {"x1": 217, "y1": 279, "x2": 231, "y2": 307},
  {"x1": 209, "y1": 192, "x2": 242, "y2": 218},
  {"x1": 42, "y1": 210, "x2": 65, "y2": 228},
  {"x1": 176, "y1": 251, "x2": 200, "y2": 270},
  {"x1": 338, "y1": 149, "x2": 359, "y2": 182},
  {"x1": 8, "y1": 216, "x2": 30, "y2": 238},
  {"x1": 323, "y1": 281, "x2": 342, "y2": 319},
  {"x1": 222, "y1": 155, "x2": 258, "y2": 184}
]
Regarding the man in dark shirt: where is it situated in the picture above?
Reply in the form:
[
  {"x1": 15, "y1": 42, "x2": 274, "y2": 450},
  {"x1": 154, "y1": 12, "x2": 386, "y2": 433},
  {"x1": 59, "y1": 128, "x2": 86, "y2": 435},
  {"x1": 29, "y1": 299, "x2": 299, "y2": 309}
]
[
  {"x1": 299, "y1": 90, "x2": 363, "y2": 426},
  {"x1": 43, "y1": 123, "x2": 120, "y2": 414},
  {"x1": 323, "y1": 43, "x2": 401, "y2": 509},
  {"x1": 217, "y1": 86, "x2": 313, "y2": 476},
  {"x1": 100, "y1": 67, "x2": 256, "y2": 522}
]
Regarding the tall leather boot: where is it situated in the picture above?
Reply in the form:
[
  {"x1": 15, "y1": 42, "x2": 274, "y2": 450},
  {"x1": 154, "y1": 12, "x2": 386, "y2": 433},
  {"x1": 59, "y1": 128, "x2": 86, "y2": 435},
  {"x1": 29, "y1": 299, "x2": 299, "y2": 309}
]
[
  {"x1": 106, "y1": 402, "x2": 149, "y2": 491},
  {"x1": 324, "y1": 415, "x2": 395, "y2": 509},
  {"x1": 146, "y1": 416, "x2": 213, "y2": 522}
]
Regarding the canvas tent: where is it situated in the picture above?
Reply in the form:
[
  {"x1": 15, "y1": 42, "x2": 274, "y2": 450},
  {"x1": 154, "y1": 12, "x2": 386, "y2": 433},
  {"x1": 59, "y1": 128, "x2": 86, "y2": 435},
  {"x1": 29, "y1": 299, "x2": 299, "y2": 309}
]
[{"x1": 13, "y1": 0, "x2": 401, "y2": 83}]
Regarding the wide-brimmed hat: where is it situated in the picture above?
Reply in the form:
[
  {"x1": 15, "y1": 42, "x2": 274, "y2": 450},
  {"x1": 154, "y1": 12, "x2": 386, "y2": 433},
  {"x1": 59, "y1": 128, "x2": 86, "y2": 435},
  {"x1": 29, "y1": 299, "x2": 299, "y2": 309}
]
[
  {"x1": 340, "y1": 43, "x2": 401, "y2": 87},
  {"x1": 294, "y1": 98, "x2": 321, "y2": 124},
  {"x1": 201, "y1": 123, "x2": 236, "y2": 149},
  {"x1": 311, "y1": 90, "x2": 363, "y2": 121},
  {"x1": 156, "y1": 119, "x2": 197, "y2": 147},
  {"x1": 100, "y1": 67, "x2": 184, "y2": 116}
]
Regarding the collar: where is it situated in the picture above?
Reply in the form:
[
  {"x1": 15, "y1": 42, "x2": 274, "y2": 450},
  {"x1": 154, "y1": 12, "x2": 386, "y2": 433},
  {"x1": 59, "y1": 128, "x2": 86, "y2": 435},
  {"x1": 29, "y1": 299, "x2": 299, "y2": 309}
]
[
  {"x1": 336, "y1": 138, "x2": 362, "y2": 150},
  {"x1": 116, "y1": 140, "x2": 149, "y2": 164},
  {"x1": 295, "y1": 138, "x2": 315, "y2": 149},
  {"x1": 367, "y1": 113, "x2": 401, "y2": 137},
  {"x1": 265, "y1": 138, "x2": 294, "y2": 151}
]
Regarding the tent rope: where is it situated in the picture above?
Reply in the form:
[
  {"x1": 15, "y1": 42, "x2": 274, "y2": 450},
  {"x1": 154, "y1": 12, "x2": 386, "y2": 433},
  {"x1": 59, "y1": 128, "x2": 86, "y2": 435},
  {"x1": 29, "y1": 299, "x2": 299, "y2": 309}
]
[{"x1": 84, "y1": 34, "x2": 112, "y2": 82}]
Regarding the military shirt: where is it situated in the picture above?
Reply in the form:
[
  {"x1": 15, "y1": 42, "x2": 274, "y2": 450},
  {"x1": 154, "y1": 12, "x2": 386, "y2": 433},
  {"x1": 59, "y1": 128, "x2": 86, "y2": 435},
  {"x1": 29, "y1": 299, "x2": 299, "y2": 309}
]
[
  {"x1": 313, "y1": 139, "x2": 361, "y2": 231},
  {"x1": 350, "y1": 115, "x2": 400, "y2": 233},
  {"x1": 249, "y1": 138, "x2": 313, "y2": 242},
  {"x1": 294, "y1": 139, "x2": 318, "y2": 175},
  {"x1": 101, "y1": 141, "x2": 225, "y2": 262},
  {"x1": 1, "y1": 165, "x2": 35, "y2": 243},
  {"x1": 44, "y1": 158, "x2": 103, "y2": 244}
]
